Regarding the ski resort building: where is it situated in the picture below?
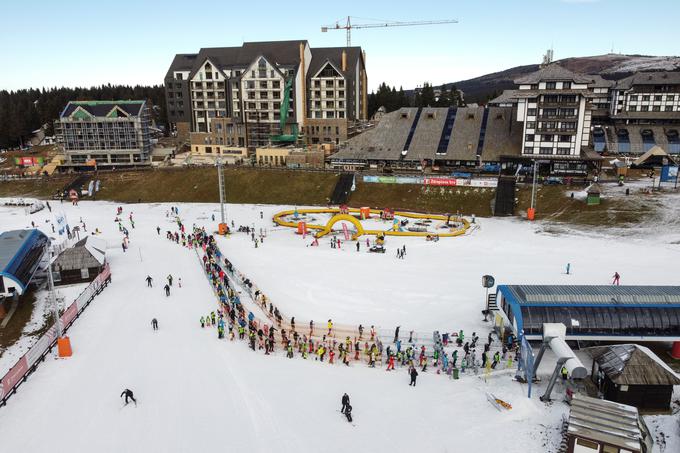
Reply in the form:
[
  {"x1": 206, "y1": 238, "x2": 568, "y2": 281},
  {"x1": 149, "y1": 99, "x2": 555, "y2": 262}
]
[
  {"x1": 328, "y1": 106, "x2": 524, "y2": 171},
  {"x1": 164, "y1": 40, "x2": 368, "y2": 147},
  {"x1": 51, "y1": 236, "x2": 107, "y2": 286},
  {"x1": 495, "y1": 285, "x2": 680, "y2": 343},
  {"x1": 0, "y1": 229, "x2": 49, "y2": 299},
  {"x1": 54, "y1": 100, "x2": 152, "y2": 169},
  {"x1": 587, "y1": 344, "x2": 680, "y2": 413}
]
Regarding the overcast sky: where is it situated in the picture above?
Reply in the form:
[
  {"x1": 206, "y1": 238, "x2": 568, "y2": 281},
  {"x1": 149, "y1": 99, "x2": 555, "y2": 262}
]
[{"x1": 1, "y1": 0, "x2": 678, "y2": 92}]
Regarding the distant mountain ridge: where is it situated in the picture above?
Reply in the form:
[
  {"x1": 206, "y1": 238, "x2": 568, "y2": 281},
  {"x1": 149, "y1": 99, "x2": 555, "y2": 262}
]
[{"x1": 428, "y1": 54, "x2": 680, "y2": 104}]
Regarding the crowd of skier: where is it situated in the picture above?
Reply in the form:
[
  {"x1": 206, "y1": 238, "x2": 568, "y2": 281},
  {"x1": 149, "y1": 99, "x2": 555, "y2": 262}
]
[{"x1": 157, "y1": 217, "x2": 521, "y2": 386}]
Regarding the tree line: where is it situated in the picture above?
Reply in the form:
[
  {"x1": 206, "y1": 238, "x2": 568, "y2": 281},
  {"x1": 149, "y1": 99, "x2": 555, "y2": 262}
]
[
  {"x1": 367, "y1": 82, "x2": 465, "y2": 119},
  {"x1": 0, "y1": 85, "x2": 166, "y2": 149}
]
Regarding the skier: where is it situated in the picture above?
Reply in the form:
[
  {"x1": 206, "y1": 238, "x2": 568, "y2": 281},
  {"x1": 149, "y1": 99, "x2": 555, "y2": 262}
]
[
  {"x1": 327, "y1": 319, "x2": 333, "y2": 335},
  {"x1": 566, "y1": 263, "x2": 571, "y2": 275},
  {"x1": 167, "y1": 274, "x2": 173, "y2": 286},
  {"x1": 394, "y1": 325, "x2": 400, "y2": 343},
  {"x1": 156, "y1": 226, "x2": 161, "y2": 235},
  {"x1": 200, "y1": 316, "x2": 205, "y2": 328},
  {"x1": 120, "y1": 388, "x2": 137, "y2": 406},
  {"x1": 612, "y1": 272, "x2": 620, "y2": 285},
  {"x1": 356, "y1": 242, "x2": 360, "y2": 252},
  {"x1": 151, "y1": 318, "x2": 158, "y2": 331},
  {"x1": 164, "y1": 284, "x2": 170, "y2": 297},
  {"x1": 409, "y1": 366, "x2": 419, "y2": 386},
  {"x1": 145, "y1": 275, "x2": 153, "y2": 287},
  {"x1": 341, "y1": 393, "x2": 351, "y2": 414},
  {"x1": 344, "y1": 403, "x2": 353, "y2": 423}
]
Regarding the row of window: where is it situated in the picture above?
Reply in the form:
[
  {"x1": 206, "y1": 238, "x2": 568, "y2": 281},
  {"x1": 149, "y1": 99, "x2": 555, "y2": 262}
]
[
  {"x1": 528, "y1": 82, "x2": 573, "y2": 90},
  {"x1": 526, "y1": 108, "x2": 577, "y2": 117},
  {"x1": 628, "y1": 105, "x2": 675, "y2": 112},
  {"x1": 306, "y1": 125, "x2": 341, "y2": 135},
  {"x1": 312, "y1": 111, "x2": 344, "y2": 119},
  {"x1": 312, "y1": 79, "x2": 345, "y2": 88},
  {"x1": 629, "y1": 94, "x2": 676, "y2": 102},
  {"x1": 525, "y1": 134, "x2": 573, "y2": 143},
  {"x1": 523, "y1": 147, "x2": 572, "y2": 155}
]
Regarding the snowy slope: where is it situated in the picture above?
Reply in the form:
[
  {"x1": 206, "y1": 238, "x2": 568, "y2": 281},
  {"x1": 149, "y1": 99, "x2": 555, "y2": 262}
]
[{"x1": 0, "y1": 200, "x2": 676, "y2": 453}]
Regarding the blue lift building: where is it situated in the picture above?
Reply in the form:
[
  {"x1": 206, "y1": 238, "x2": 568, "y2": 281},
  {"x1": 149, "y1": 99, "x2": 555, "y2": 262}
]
[{"x1": 0, "y1": 229, "x2": 49, "y2": 299}]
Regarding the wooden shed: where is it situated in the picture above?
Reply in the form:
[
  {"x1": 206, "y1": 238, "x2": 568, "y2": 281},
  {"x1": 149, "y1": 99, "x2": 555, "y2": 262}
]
[
  {"x1": 51, "y1": 236, "x2": 106, "y2": 285},
  {"x1": 588, "y1": 344, "x2": 680, "y2": 413},
  {"x1": 586, "y1": 184, "x2": 602, "y2": 206}
]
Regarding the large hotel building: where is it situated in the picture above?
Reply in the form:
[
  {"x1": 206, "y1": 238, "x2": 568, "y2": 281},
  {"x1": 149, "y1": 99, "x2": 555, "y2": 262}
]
[{"x1": 164, "y1": 40, "x2": 368, "y2": 152}]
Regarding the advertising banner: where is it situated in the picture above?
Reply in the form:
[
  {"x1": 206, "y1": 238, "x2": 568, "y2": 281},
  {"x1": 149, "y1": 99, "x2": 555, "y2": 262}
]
[
  {"x1": 14, "y1": 157, "x2": 44, "y2": 167},
  {"x1": 424, "y1": 178, "x2": 458, "y2": 186},
  {"x1": 660, "y1": 165, "x2": 678, "y2": 183},
  {"x1": 0, "y1": 357, "x2": 29, "y2": 399}
]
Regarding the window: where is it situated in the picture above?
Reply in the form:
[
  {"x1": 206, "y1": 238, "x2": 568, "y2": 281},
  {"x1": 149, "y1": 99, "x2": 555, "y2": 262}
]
[
  {"x1": 527, "y1": 108, "x2": 537, "y2": 116},
  {"x1": 628, "y1": 105, "x2": 637, "y2": 112},
  {"x1": 80, "y1": 268, "x2": 90, "y2": 279},
  {"x1": 555, "y1": 148, "x2": 570, "y2": 155},
  {"x1": 539, "y1": 147, "x2": 553, "y2": 154},
  {"x1": 526, "y1": 122, "x2": 536, "y2": 129},
  {"x1": 575, "y1": 438, "x2": 600, "y2": 450},
  {"x1": 665, "y1": 106, "x2": 674, "y2": 112},
  {"x1": 545, "y1": 82, "x2": 556, "y2": 89},
  {"x1": 630, "y1": 95, "x2": 638, "y2": 101},
  {"x1": 523, "y1": 147, "x2": 534, "y2": 154},
  {"x1": 668, "y1": 95, "x2": 675, "y2": 101},
  {"x1": 525, "y1": 134, "x2": 535, "y2": 142},
  {"x1": 326, "y1": 91, "x2": 334, "y2": 97},
  {"x1": 273, "y1": 81, "x2": 280, "y2": 89},
  {"x1": 652, "y1": 106, "x2": 661, "y2": 112},
  {"x1": 563, "y1": 82, "x2": 571, "y2": 89},
  {"x1": 530, "y1": 84, "x2": 538, "y2": 90},
  {"x1": 642, "y1": 95, "x2": 650, "y2": 101},
  {"x1": 654, "y1": 95, "x2": 662, "y2": 101},
  {"x1": 559, "y1": 135, "x2": 571, "y2": 143},
  {"x1": 641, "y1": 105, "x2": 649, "y2": 112}
]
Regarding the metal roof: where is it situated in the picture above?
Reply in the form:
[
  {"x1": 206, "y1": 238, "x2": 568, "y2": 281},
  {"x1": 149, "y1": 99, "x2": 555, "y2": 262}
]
[
  {"x1": 499, "y1": 285, "x2": 680, "y2": 307},
  {"x1": 568, "y1": 395, "x2": 643, "y2": 452},
  {"x1": 587, "y1": 344, "x2": 680, "y2": 386},
  {"x1": 0, "y1": 230, "x2": 45, "y2": 272}
]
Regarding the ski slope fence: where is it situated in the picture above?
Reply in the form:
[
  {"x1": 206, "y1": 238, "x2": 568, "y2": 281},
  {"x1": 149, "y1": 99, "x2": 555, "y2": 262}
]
[{"x1": 0, "y1": 263, "x2": 112, "y2": 407}]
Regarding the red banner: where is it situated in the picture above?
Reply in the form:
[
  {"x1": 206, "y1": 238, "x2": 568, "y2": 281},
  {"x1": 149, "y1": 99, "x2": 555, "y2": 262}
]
[
  {"x1": 0, "y1": 357, "x2": 28, "y2": 399},
  {"x1": 424, "y1": 178, "x2": 458, "y2": 186},
  {"x1": 60, "y1": 302, "x2": 78, "y2": 328}
]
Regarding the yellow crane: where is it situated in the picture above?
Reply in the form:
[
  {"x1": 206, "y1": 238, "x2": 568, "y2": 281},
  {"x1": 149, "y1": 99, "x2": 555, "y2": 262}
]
[{"x1": 321, "y1": 16, "x2": 458, "y2": 47}]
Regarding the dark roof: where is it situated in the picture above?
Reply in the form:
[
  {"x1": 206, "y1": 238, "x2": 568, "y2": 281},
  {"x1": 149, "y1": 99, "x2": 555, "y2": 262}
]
[
  {"x1": 615, "y1": 71, "x2": 680, "y2": 89},
  {"x1": 0, "y1": 229, "x2": 49, "y2": 292},
  {"x1": 498, "y1": 285, "x2": 680, "y2": 307},
  {"x1": 588, "y1": 344, "x2": 680, "y2": 386},
  {"x1": 331, "y1": 106, "x2": 522, "y2": 162},
  {"x1": 52, "y1": 236, "x2": 106, "y2": 271},
  {"x1": 589, "y1": 74, "x2": 615, "y2": 88},
  {"x1": 308, "y1": 47, "x2": 362, "y2": 79},
  {"x1": 165, "y1": 53, "x2": 198, "y2": 78},
  {"x1": 188, "y1": 41, "x2": 308, "y2": 79},
  {"x1": 60, "y1": 100, "x2": 146, "y2": 118},
  {"x1": 488, "y1": 90, "x2": 520, "y2": 105},
  {"x1": 0, "y1": 230, "x2": 46, "y2": 272},
  {"x1": 514, "y1": 64, "x2": 593, "y2": 84}
]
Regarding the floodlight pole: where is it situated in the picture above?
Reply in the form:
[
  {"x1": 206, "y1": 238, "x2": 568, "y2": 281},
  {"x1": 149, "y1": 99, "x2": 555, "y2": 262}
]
[
  {"x1": 45, "y1": 243, "x2": 61, "y2": 338},
  {"x1": 217, "y1": 158, "x2": 226, "y2": 223},
  {"x1": 530, "y1": 160, "x2": 538, "y2": 211}
]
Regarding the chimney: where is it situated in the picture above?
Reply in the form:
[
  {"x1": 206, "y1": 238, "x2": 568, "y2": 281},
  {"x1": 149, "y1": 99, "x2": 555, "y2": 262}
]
[{"x1": 341, "y1": 50, "x2": 347, "y2": 72}]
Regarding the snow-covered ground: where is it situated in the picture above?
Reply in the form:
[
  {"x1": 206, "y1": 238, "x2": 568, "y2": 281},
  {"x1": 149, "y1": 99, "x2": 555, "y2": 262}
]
[{"x1": 0, "y1": 200, "x2": 677, "y2": 453}]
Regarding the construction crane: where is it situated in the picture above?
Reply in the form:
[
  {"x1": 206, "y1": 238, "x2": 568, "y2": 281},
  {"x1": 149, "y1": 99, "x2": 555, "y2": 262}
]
[{"x1": 322, "y1": 16, "x2": 458, "y2": 47}]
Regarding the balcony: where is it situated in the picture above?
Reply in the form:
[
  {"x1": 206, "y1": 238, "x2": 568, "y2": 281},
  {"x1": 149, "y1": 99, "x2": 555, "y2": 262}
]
[
  {"x1": 537, "y1": 113, "x2": 578, "y2": 120},
  {"x1": 536, "y1": 127, "x2": 577, "y2": 133}
]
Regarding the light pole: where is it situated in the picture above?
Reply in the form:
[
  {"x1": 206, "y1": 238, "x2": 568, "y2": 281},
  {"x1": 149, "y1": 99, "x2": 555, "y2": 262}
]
[
  {"x1": 45, "y1": 243, "x2": 61, "y2": 338},
  {"x1": 529, "y1": 160, "x2": 538, "y2": 220},
  {"x1": 216, "y1": 157, "x2": 228, "y2": 234}
]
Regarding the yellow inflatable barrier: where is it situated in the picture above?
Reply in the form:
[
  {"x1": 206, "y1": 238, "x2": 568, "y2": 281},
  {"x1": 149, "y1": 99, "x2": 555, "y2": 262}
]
[{"x1": 272, "y1": 207, "x2": 470, "y2": 240}]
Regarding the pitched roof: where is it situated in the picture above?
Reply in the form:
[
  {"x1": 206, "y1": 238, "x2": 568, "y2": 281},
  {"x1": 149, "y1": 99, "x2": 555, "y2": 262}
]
[
  {"x1": 615, "y1": 71, "x2": 680, "y2": 89},
  {"x1": 165, "y1": 53, "x2": 198, "y2": 78},
  {"x1": 188, "y1": 41, "x2": 308, "y2": 79},
  {"x1": 588, "y1": 74, "x2": 615, "y2": 88},
  {"x1": 632, "y1": 145, "x2": 676, "y2": 166},
  {"x1": 514, "y1": 64, "x2": 593, "y2": 84},
  {"x1": 52, "y1": 236, "x2": 106, "y2": 271},
  {"x1": 308, "y1": 47, "x2": 363, "y2": 79},
  {"x1": 588, "y1": 344, "x2": 680, "y2": 386},
  {"x1": 60, "y1": 101, "x2": 146, "y2": 118}
]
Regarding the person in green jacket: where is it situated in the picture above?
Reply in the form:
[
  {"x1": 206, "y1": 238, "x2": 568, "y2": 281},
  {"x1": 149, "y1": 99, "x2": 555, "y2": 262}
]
[{"x1": 200, "y1": 317, "x2": 205, "y2": 328}]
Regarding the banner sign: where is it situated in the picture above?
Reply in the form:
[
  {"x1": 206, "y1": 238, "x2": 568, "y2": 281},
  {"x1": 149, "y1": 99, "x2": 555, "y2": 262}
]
[
  {"x1": 364, "y1": 175, "x2": 498, "y2": 187},
  {"x1": 14, "y1": 157, "x2": 44, "y2": 167},
  {"x1": 660, "y1": 165, "x2": 678, "y2": 183}
]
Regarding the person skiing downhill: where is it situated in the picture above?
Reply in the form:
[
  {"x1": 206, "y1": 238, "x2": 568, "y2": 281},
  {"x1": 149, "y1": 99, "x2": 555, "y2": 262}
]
[
  {"x1": 612, "y1": 272, "x2": 620, "y2": 285},
  {"x1": 167, "y1": 274, "x2": 173, "y2": 286},
  {"x1": 341, "y1": 393, "x2": 350, "y2": 414},
  {"x1": 145, "y1": 276, "x2": 153, "y2": 287},
  {"x1": 120, "y1": 388, "x2": 137, "y2": 406},
  {"x1": 164, "y1": 284, "x2": 170, "y2": 297}
]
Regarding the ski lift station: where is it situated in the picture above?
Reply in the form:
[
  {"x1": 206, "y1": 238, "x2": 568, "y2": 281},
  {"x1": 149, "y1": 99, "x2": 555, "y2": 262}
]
[
  {"x1": 495, "y1": 285, "x2": 680, "y2": 355},
  {"x1": 0, "y1": 229, "x2": 49, "y2": 299}
]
